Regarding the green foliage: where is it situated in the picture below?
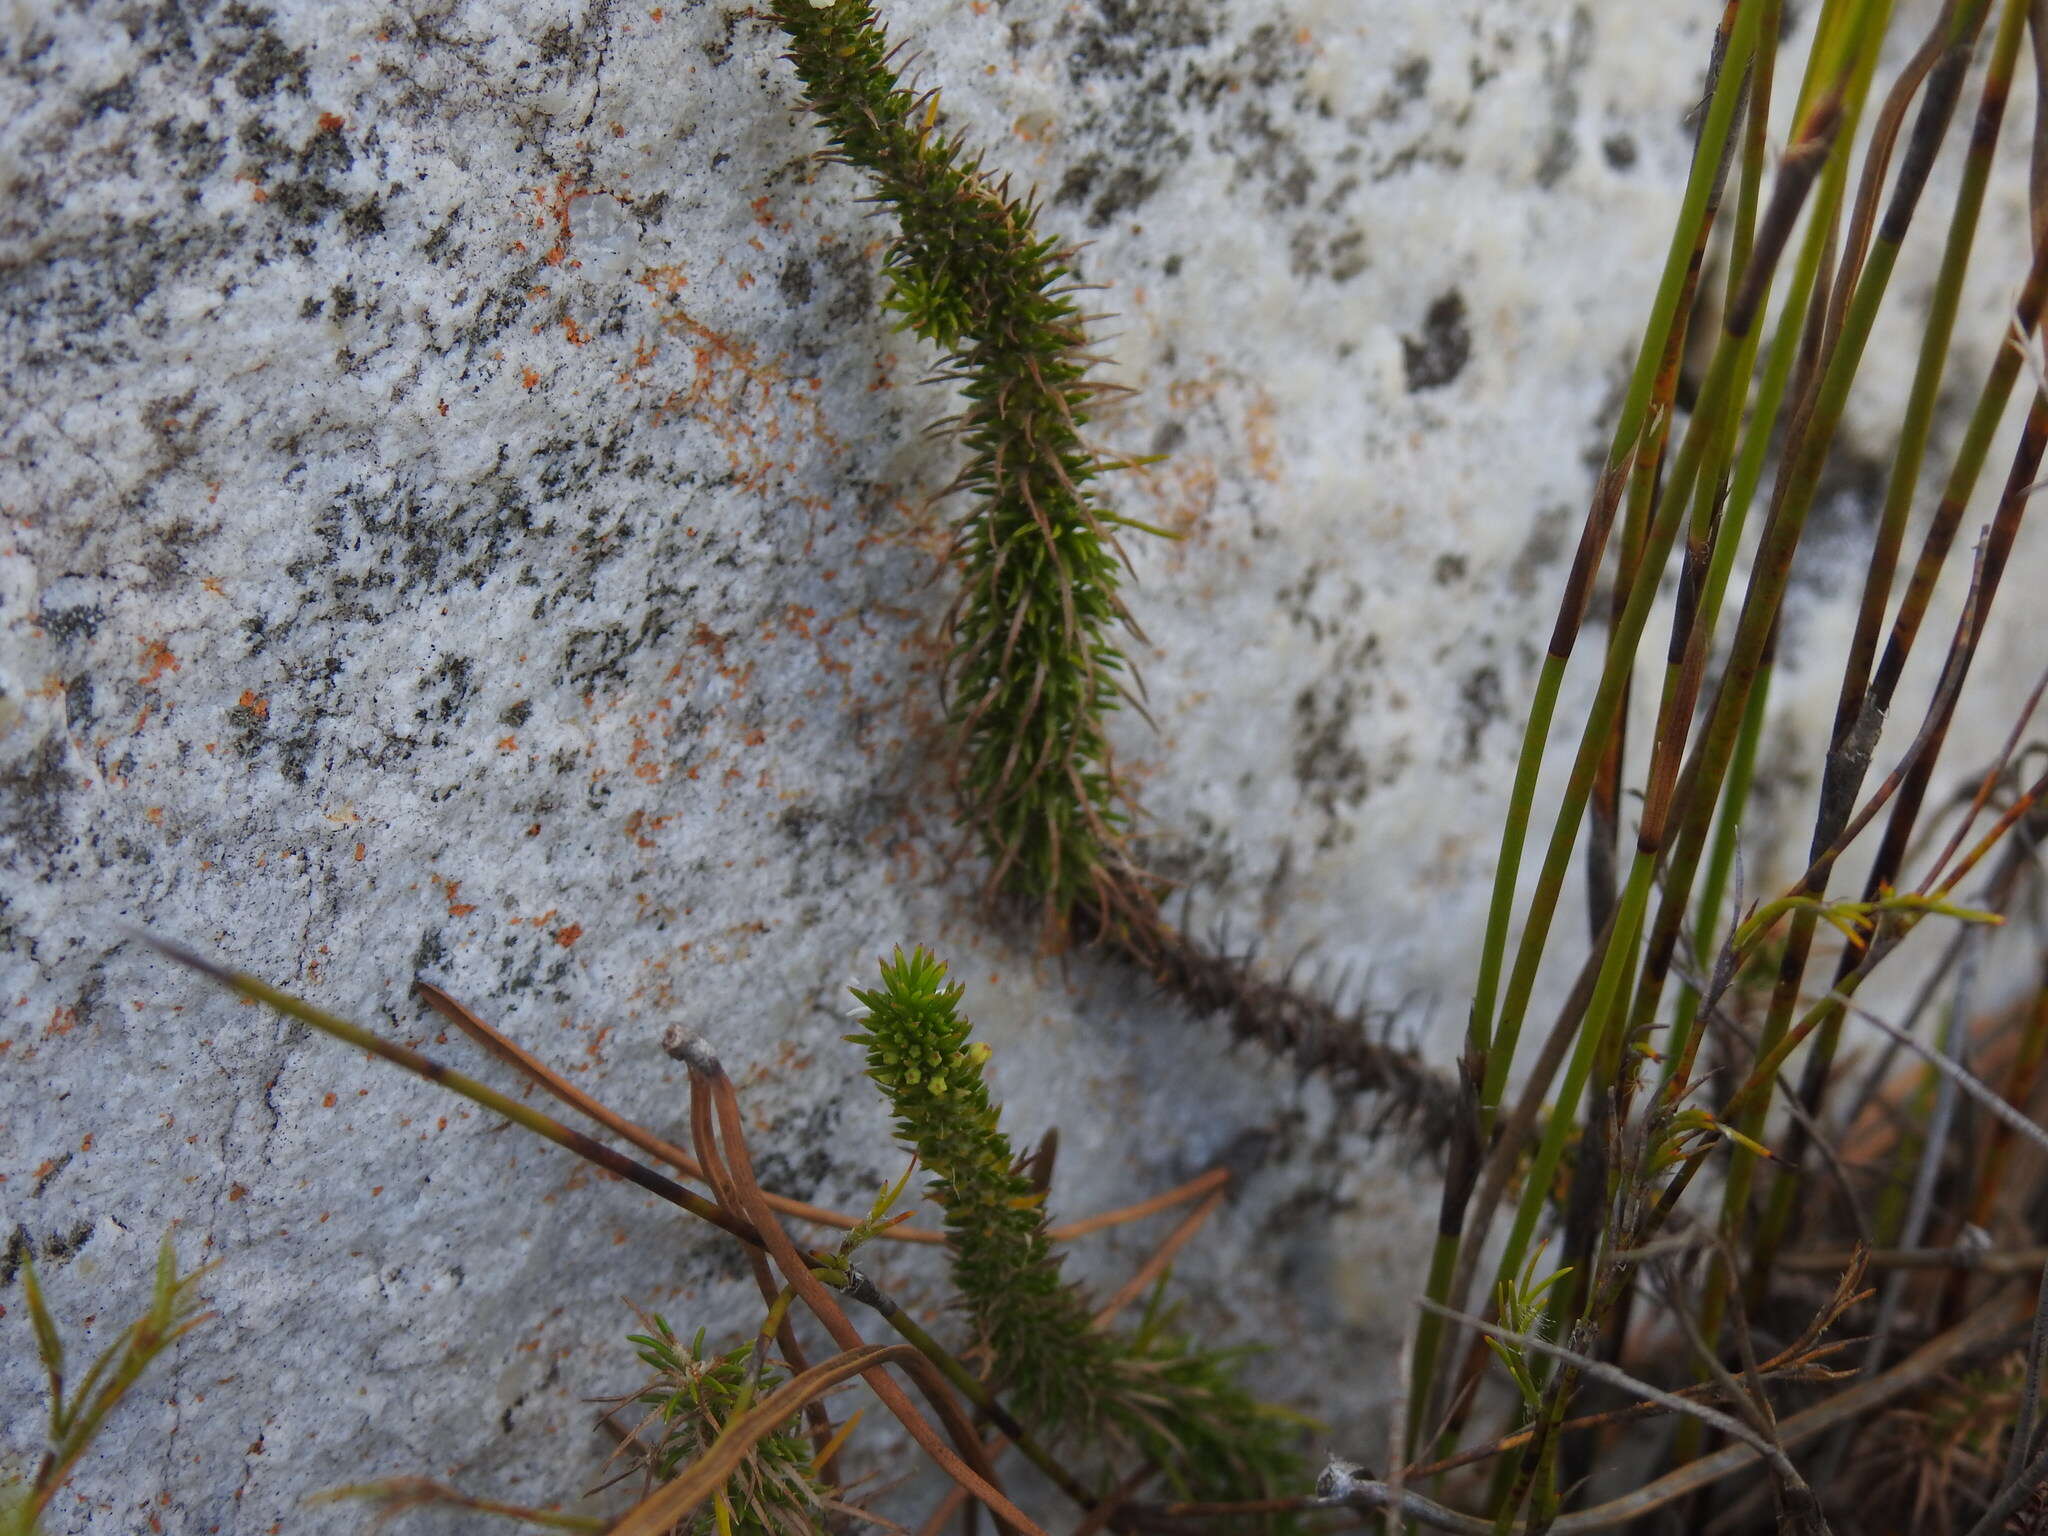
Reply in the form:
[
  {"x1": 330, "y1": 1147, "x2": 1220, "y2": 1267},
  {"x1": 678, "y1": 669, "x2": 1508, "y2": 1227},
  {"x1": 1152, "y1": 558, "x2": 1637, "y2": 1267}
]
[
  {"x1": 622, "y1": 1314, "x2": 830, "y2": 1536},
  {"x1": 848, "y1": 946, "x2": 1303, "y2": 1510},
  {"x1": 847, "y1": 945, "x2": 1110, "y2": 1427},
  {"x1": 1110, "y1": 1286, "x2": 1316, "y2": 1510},
  {"x1": 1484, "y1": 1244, "x2": 1571, "y2": 1412},
  {"x1": 4, "y1": 1234, "x2": 212, "y2": 1536},
  {"x1": 769, "y1": 0, "x2": 1161, "y2": 925}
]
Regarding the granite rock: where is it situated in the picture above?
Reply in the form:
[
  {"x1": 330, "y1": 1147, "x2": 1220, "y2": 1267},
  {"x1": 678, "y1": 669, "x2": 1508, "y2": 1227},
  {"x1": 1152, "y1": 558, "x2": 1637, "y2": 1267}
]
[{"x1": 3, "y1": 0, "x2": 2042, "y2": 1529}]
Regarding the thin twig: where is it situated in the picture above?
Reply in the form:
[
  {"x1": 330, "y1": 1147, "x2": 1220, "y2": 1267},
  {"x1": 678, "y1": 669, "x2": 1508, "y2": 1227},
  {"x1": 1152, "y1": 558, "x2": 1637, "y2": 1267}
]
[
  {"x1": 1140, "y1": 1291, "x2": 2020, "y2": 1534},
  {"x1": 418, "y1": 978, "x2": 1228, "y2": 1248},
  {"x1": 1088, "y1": 1191, "x2": 1223, "y2": 1330},
  {"x1": 1412, "y1": 1301, "x2": 1806, "y2": 1497},
  {"x1": 1777, "y1": 1244, "x2": 2048, "y2": 1274},
  {"x1": 2006, "y1": 1260, "x2": 2048, "y2": 1493},
  {"x1": 1836, "y1": 987, "x2": 2048, "y2": 1158}
]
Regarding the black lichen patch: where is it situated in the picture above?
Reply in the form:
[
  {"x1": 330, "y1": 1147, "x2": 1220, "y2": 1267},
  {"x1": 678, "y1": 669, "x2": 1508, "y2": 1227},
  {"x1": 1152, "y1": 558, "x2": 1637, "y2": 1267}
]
[
  {"x1": 559, "y1": 605, "x2": 679, "y2": 690},
  {"x1": 1293, "y1": 678, "x2": 1369, "y2": 827},
  {"x1": 1, "y1": 736, "x2": 82, "y2": 867},
  {"x1": 1402, "y1": 291, "x2": 1470, "y2": 393},
  {"x1": 205, "y1": 2, "x2": 312, "y2": 102},
  {"x1": 0, "y1": 1225, "x2": 29, "y2": 1288},
  {"x1": 415, "y1": 654, "x2": 478, "y2": 726},
  {"x1": 1065, "y1": 0, "x2": 1215, "y2": 83},
  {"x1": 778, "y1": 253, "x2": 814, "y2": 307},
  {"x1": 42, "y1": 1219, "x2": 96, "y2": 1264},
  {"x1": 40, "y1": 603, "x2": 105, "y2": 646},
  {"x1": 1055, "y1": 154, "x2": 1169, "y2": 229},
  {"x1": 1455, "y1": 664, "x2": 1505, "y2": 765},
  {"x1": 1534, "y1": 7, "x2": 1595, "y2": 189}
]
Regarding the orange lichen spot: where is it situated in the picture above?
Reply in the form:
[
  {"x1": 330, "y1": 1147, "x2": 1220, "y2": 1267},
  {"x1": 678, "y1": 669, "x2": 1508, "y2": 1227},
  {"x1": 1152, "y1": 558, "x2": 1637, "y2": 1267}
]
[
  {"x1": 353, "y1": 842, "x2": 366, "y2": 862},
  {"x1": 227, "y1": 1182, "x2": 248, "y2": 1201},
  {"x1": 318, "y1": 111, "x2": 345, "y2": 132},
  {"x1": 529, "y1": 171, "x2": 591, "y2": 266},
  {"x1": 560, "y1": 315, "x2": 587, "y2": 345},
  {"x1": 742, "y1": 728, "x2": 766, "y2": 747},
  {"x1": 45, "y1": 1006, "x2": 78, "y2": 1038},
  {"x1": 138, "y1": 638, "x2": 181, "y2": 685},
  {"x1": 650, "y1": 5, "x2": 664, "y2": 16},
  {"x1": 432, "y1": 874, "x2": 477, "y2": 918},
  {"x1": 611, "y1": 122, "x2": 626, "y2": 137},
  {"x1": 1244, "y1": 391, "x2": 1281, "y2": 482},
  {"x1": 238, "y1": 690, "x2": 269, "y2": 719},
  {"x1": 323, "y1": 1092, "x2": 337, "y2": 1107},
  {"x1": 521, "y1": 367, "x2": 541, "y2": 390},
  {"x1": 202, "y1": 576, "x2": 226, "y2": 596},
  {"x1": 437, "y1": 399, "x2": 449, "y2": 417},
  {"x1": 497, "y1": 734, "x2": 519, "y2": 751},
  {"x1": 145, "y1": 806, "x2": 164, "y2": 825},
  {"x1": 554, "y1": 924, "x2": 583, "y2": 948}
]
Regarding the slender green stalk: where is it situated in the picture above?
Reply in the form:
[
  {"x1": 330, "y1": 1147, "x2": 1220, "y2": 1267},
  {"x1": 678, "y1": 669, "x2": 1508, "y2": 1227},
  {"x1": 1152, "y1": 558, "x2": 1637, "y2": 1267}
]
[
  {"x1": 1666, "y1": 629, "x2": 1774, "y2": 1086},
  {"x1": 1748, "y1": 0, "x2": 2035, "y2": 1295},
  {"x1": 1409, "y1": 13, "x2": 1772, "y2": 1447},
  {"x1": 1466, "y1": 0, "x2": 1766, "y2": 1111}
]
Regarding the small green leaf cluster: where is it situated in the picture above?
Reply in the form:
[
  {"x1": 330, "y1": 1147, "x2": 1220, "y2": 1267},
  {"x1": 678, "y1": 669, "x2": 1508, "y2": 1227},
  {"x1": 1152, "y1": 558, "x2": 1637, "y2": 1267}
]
[
  {"x1": 624, "y1": 1313, "x2": 828, "y2": 1536},
  {"x1": 771, "y1": 0, "x2": 1155, "y2": 924},
  {"x1": 1485, "y1": 1243, "x2": 1572, "y2": 1412},
  {"x1": 847, "y1": 945, "x2": 1112, "y2": 1428},
  {"x1": 7, "y1": 1234, "x2": 212, "y2": 1536},
  {"x1": 849, "y1": 947, "x2": 1302, "y2": 1510}
]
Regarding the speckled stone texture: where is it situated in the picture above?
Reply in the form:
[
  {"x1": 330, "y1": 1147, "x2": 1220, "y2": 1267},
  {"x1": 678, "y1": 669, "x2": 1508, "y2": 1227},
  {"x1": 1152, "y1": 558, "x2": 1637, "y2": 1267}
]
[{"x1": 3, "y1": 0, "x2": 2042, "y2": 1529}]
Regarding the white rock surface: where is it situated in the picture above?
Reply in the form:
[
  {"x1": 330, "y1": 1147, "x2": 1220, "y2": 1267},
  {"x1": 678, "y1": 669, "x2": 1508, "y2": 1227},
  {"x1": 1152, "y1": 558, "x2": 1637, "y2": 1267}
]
[{"x1": 3, "y1": 0, "x2": 2041, "y2": 1529}]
